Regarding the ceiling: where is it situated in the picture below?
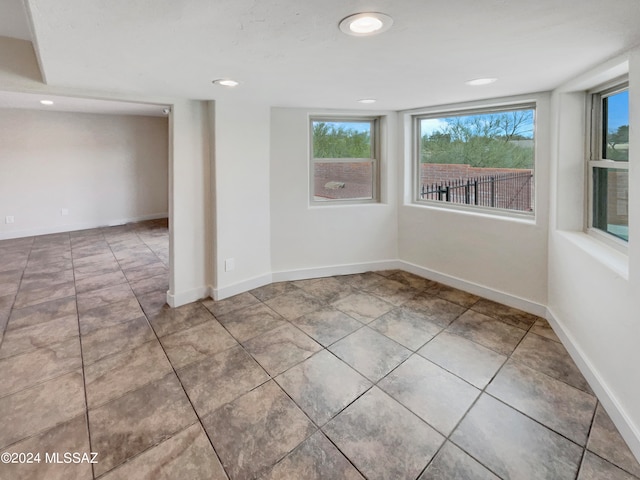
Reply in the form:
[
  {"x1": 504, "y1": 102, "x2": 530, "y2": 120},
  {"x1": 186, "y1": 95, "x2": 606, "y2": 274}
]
[{"x1": 2, "y1": 0, "x2": 640, "y2": 111}]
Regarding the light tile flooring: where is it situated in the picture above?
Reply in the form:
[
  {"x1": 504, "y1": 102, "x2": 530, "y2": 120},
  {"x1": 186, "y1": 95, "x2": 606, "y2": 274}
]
[{"x1": 0, "y1": 220, "x2": 639, "y2": 480}]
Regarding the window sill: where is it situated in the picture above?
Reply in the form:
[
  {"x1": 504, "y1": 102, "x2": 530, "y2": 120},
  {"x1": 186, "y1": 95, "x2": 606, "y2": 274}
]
[
  {"x1": 406, "y1": 201, "x2": 537, "y2": 226},
  {"x1": 557, "y1": 230, "x2": 628, "y2": 279}
]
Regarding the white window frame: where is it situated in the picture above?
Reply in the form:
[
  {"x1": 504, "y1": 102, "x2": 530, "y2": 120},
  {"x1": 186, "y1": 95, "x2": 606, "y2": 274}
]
[
  {"x1": 309, "y1": 116, "x2": 380, "y2": 205},
  {"x1": 412, "y1": 102, "x2": 537, "y2": 219},
  {"x1": 587, "y1": 79, "x2": 629, "y2": 250}
]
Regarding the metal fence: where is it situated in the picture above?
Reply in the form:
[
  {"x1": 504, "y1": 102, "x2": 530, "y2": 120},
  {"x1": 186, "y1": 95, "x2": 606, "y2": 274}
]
[{"x1": 420, "y1": 171, "x2": 533, "y2": 211}]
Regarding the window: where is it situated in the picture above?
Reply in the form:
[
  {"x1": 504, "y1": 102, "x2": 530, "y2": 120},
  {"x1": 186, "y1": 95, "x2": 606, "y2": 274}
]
[
  {"x1": 589, "y1": 83, "x2": 629, "y2": 243},
  {"x1": 415, "y1": 104, "x2": 536, "y2": 215},
  {"x1": 310, "y1": 117, "x2": 379, "y2": 204}
]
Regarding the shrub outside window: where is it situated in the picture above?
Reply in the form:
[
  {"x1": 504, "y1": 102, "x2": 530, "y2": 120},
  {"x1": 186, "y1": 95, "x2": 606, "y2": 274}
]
[
  {"x1": 310, "y1": 118, "x2": 379, "y2": 204},
  {"x1": 589, "y1": 84, "x2": 629, "y2": 243},
  {"x1": 415, "y1": 104, "x2": 536, "y2": 215}
]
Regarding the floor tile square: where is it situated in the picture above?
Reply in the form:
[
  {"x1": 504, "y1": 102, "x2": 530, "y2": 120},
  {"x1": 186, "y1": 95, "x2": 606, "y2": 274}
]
[
  {"x1": 291, "y1": 307, "x2": 363, "y2": 346},
  {"x1": 89, "y1": 373, "x2": 197, "y2": 477},
  {"x1": 324, "y1": 387, "x2": 444, "y2": 480},
  {"x1": 80, "y1": 315, "x2": 155, "y2": 365},
  {"x1": 76, "y1": 283, "x2": 135, "y2": 314},
  {"x1": 531, "y1": 318, "x2": 561, "y2": 342},
  {"x1": 148, "y1": 302, "x2": 214, "y2": 337},
  {"x1": 332, "y1": 292, "x2": 394, "y2": 323},
  {"x1": 361, "y1": 278, "x2": 416, "y2": 306},
  {"x1": 250, "y1": 281, "x2": 299, "y2": 302},
  {"x1": 177, "y1": 345, "x2": 269, "y2": 417},
  {"x1": 137, "y1": 290, "x2": 168, "y2": 315},
  {"x1": 160, "y1": 319, "x2": 238, "y2": 369},
  {"x1": 402, "y1": 293, "x2": 466, "y2": 328},
  {"x1": 447, "y1": 310, "x2": 526, "y2": 355},
  {"x1": 99, "y1": 423, "x2": 227, "y2": 480},
  {"x1": 13, "y1": 281, "x2": 76, "y2": 309},
  {"x1": 296, "y1": 277, "x2": 354, "y2": 303},
  {"x1": 587, "y1": 404, "x2": 640, "y2": 477},
  {"x1": 0, "y1": 336, "x2": 82, "y2": 398},
  {"x1": 7, "y1": 295, "x2": 77, "y2": 330},
  {"x1": 425, "y1": 283, "x2": 479, "y2": 307},
  {"x1": 578, "y1": 451, "x2": 638, "y2": 480},
  {"x1": 264, "y1": 289, "x2": 326, "y2": 321},
  {"x1": 276, "y1": 350, "x2": 371, "y2": 425},
  {"x1": 259, "y1": 431, "x2": 364, "y2": 480},
  {"x1": 79, "y1": 297, "x2": 145, "y2": 335},
  {"x1": 329, "y1": 327, "x2": 411, "y2": 382},
  {"x1": 202, "y1": 381, "x2": 316, "y2": 480},
  {"x1": 0, "y1": 314, "x2": 78, "y2": 359},
  {"x1": 471, "y1": 298, "x2": 538, "y2": 330},
  {"x1": 419, "y1": 441, "x2": 500, "y2": 480},
  {"x1": 0, "y1": 414, "x2": 92, "y2": 480},
  {"x1": 379, "y1": 355, "x2": 480, "y2": 435},
  {"x1": 387, "y1": 271, "x2": 435, "y2": 291},
  {"x1": 244, "y1": 323, "x2": 322, "y2": 376},
  {"x1": 84, "y1": 340, "x2": 173, "y2": 408},
  {"x1": 74, "y1": 270, "x2": 128, "y2": 294},
  {"x1": 0, "y1": 371, "x2": 85, "y2": 449},
  {"x1": 418, "y1": 331, "x2": 506, "y2": 388},
  {"x1": 336, "y1": 272, "x2": 384, "y2": 290},
  {"x1": 202, "y1": 292, "x2": 260, "y2": 317},
  {"x1": 369, "y1": 306, "x2": 442, "y2": 350},
  {"x1": 451, "y1": 394, "x2": 583, "y2": 480},
  {"x1": 215, "y1": 303, "x2": 286, "y2": 342},
  {"x1": 487, "y1": 359, "x2": 597, "y2": 445},
  {"x1": 512, "y1": 332, "x2": 592, "y2": 393}
]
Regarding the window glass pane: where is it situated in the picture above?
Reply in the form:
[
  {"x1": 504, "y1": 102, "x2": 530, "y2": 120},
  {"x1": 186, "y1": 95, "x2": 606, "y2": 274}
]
[
  {"x1": 603, "y1": 90, "x2": 629, "y2": 161},
  {"x1": 593, "y1": 167, "x2": 628, "y2": 241},
  {"x1": 418, "y1": 108, "x2": 535, "y2": 213},
  {"x1": 312, "y1": 121, "x2": 372, "y2": 158},
  {"x1": 313, "y1": 162, "x2": 373, "y2": 201}
]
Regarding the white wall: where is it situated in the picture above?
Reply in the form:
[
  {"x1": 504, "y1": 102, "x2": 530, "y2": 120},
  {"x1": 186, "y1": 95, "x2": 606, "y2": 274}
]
[
  {"x1": 269, "y1": 108, "x2": 398, "y2": 280},
  {"x1": 0, "y1": 108, "x2": 168, "y2": 239},
  {"x1": 167, "y1": 100, "x2": 212, "y2": 306},
  {"x1": 548, "y1": 50, "x2": 640, "y2": 458},
  {"x1": 397, "y1": 94, "x2": 551, "y2": 313},
  {"x1": 211, "y1": 100, "x2": 272, "y2": 299}
]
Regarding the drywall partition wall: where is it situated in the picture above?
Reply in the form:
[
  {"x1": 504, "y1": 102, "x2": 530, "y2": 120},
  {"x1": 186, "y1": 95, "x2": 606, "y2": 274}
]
[
  {"x1": 548, "y1": 50, "x2": 640, "y2": 460},
  {"x1": 0, "y1": 108, "x2": 168, "y2": 239},
  {"x1": 397, "y1": 94, "x2": 551, "y2": 313},
  {"x1": 270, "y1": 108, "x2": 398, "y2": 279},
  {"x1": 212, "y1": 100, "x2": 272, "y2": 299},
  {"x1": 167, "y1": 99, "x2": 211, "y2": 307}
]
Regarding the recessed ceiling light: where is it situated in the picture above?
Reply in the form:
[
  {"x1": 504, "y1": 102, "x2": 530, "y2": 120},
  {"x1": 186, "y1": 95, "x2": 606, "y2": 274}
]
[
  {"x1": 465, "y1": 78, "x2": 497, "y2": 86},
  {"x1": 357, "y1": 98, "x2": 377, "y2": 104},
  {"x1": 212, "y1": 79, "x2": 239, "y2": 87},
  {"x1": 339, "y1": 13, "x2": 393, "y2": 36},
  {"x1": 40, "y1": 100, "x2": 54, "y2": 105}
]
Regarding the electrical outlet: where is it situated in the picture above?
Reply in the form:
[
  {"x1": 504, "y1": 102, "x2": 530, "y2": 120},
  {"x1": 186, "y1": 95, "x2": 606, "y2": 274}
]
[
  {"x1": 61, "y1": 208, "x2": 69, "y2": 216},
  {"x1": 5, "y1": 216, "x2": 14, "y2": 224},
  {"x1": 224, "y1": 258, "x2": 235, "y2": 272}
]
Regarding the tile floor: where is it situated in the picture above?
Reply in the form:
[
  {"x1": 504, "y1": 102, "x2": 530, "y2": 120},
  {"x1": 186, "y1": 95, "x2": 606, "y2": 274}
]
[{"x1": 0, "y1": 220, "x2": 639, "y2": 480}]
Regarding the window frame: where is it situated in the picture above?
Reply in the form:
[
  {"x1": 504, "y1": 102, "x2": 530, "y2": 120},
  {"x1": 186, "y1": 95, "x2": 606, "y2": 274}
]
[
  {"x1": 309, "y1": 116, "x2": 380, "y2": 206},
  {"x1": 587, "y1": 79, "x2": 629, "y2": 250},
  {"x1": 412, "y1": 102, "x2": 537, "y2": 218}
]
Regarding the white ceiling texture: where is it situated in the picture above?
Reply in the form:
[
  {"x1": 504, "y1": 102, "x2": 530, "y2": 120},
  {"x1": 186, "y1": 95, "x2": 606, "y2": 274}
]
[{"x1": 2, "y1": 0, "x2": 640, "y2": 111}]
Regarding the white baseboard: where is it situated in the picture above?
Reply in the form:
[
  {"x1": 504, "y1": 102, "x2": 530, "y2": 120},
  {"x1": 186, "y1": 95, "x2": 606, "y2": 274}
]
[
  {"x1": 212, "y1": 273, "x2": 273, "y2": 301},
  {"x1": 271, "y1": 260, "x2": 402, "y2": 283},
  {"x1": 546, "y1": 308, "x2": 640, "y2": 463},
  {"x1": 166, "y1": 285, "x2": 210, "y2": 307},
  {"x1": 398, "y1": 260, "x2": 547, "y2": 317},
  {"x1": 0, "y1": 213, "x2": 168, "y2": 240}
]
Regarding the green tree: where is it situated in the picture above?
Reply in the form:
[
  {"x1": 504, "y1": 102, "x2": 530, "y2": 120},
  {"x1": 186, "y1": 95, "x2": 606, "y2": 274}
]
[
  {"x1": 313, "y1": 122, "x2": 371, "y2": 158},
  {"x1": 606, "y1": 125, "x2": 629, "y2": 161},
  {"x1": 421, "y1": 110, "x2": 534, "y2": 168}
]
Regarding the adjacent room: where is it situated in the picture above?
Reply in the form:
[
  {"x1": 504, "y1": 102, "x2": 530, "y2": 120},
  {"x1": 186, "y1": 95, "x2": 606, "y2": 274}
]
[{"x1": 0, "y1": 1, "x2": 639, "y2": 479}]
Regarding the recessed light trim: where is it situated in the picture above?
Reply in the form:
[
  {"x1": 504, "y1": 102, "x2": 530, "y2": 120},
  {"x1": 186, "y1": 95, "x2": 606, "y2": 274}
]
[
  {"x1": 40, "y1": 100, "x2": 54, "y2": 105},
  {"x1": 213, "y1": 79, "x2": 239, "y2": 87},
  {"x1": 357, "y1": 98, "x2": 377, "y2": 104},
  {"x1": 465, "y1": 78, "x2": 497, "y2": 86},
  {"x1": 339, "y1": 13, "x2": 393, "y2": 37}
]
